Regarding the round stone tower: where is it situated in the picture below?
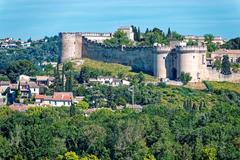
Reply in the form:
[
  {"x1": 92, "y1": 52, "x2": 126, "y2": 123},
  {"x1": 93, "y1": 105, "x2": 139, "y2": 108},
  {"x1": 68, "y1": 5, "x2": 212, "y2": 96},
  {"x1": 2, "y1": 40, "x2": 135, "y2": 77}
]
[
  {"x1": 178, "y1": 46, "x2": 207, "y2": 82},
  {"x1": 154, "y1": 47, "x2": 171, "y2": 79},
  {"x1": 60, "y1": 32, "x2": 83, "y2": 62}
]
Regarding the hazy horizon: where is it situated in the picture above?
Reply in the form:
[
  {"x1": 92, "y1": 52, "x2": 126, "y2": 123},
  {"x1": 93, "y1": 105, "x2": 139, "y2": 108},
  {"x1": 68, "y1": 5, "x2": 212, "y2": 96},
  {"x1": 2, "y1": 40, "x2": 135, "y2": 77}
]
[{"x1": 1, "y1": 0, "x2": 240, "y2": 40}]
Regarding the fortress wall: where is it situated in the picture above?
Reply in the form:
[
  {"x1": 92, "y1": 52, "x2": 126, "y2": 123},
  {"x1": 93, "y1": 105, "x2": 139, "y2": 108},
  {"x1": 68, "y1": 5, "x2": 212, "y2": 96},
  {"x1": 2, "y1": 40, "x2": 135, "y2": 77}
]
[
  {"x1": 205, "y1": 69, "x2": 240, "y2": 82},
  {"x1": 82, "y1": 38, "x2": 156, "y2": 74}
]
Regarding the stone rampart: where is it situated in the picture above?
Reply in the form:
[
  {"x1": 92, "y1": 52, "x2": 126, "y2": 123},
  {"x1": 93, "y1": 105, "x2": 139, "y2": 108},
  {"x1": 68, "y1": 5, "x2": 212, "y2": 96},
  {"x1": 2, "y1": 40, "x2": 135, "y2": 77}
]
[{"x1": 82, "y1": 37, "x2": 156, "y2": 74}]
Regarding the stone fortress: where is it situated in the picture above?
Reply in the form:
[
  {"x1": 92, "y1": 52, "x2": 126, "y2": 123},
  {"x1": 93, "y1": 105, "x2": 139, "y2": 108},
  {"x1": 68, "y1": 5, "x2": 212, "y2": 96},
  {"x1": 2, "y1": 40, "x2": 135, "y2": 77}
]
[{"x1": 60, "y1": 27, "x2": 240, "y2": 83}]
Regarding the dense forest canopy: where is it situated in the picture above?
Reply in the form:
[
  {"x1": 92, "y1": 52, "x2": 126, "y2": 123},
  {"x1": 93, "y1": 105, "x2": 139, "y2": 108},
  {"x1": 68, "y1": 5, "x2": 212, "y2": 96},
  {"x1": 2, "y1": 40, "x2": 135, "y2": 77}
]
[{"x1": 0, "y1": 82, "x2": 240, "y2": 159}]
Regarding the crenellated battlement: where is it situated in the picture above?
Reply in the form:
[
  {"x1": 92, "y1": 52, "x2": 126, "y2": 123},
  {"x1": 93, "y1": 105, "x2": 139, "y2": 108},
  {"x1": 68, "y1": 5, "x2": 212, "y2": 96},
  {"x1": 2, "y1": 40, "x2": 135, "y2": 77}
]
[{"x1": 178, "y1": 46, "x2": 207, "y2": 53}]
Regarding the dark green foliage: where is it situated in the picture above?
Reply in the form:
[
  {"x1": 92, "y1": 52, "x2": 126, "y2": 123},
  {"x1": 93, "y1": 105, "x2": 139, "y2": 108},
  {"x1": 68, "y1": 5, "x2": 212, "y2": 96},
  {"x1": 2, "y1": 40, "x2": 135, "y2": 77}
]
[
  {"x1": 187, "y1": 39, "x2": 198, "y2": 46},
  {"x1": 132, "y1": 25, "x2": 141, "y2": 41},
  {"x1": 65, "y1": 71, "x2": 73, "y2": 92},
  {"x1": 103, "y1": 30, "x2": 133, "y2": 47},
  {"x1": 221, "y1": 55, "x2": 232, "y2": 75},
  {"x1": 0, "y1": 36, "x2": 59, "y2": 77},
  {"x1": 222, "y1": 37, "x2": 240, "y2": 49},
  {"x1": 179, "y1": 72, "x2": 192, "y2": 85},
  {"x1": 0, "y1": 83, "x2": 240, "y2": 159},
  {"x1": 6, "y1": 60, "x2": 37, "y2": 82},
  {"x1": 204, "y1": 34, "x2": 218, "y2": 52}
]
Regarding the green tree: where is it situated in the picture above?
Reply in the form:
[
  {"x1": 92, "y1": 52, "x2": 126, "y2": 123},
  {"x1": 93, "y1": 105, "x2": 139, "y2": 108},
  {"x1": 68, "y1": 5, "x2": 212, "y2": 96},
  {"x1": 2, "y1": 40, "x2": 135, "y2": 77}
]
[
  {"x1": 221, "y1": 55, "x2": 231, "y2": 75},
  {"x1": 76, "y1": 101, "x2": 90, "y2": 109},
  {"x1": 179, "y1": 72, "x2": 192, "y2": 85},
  {"x1": 104, "y1": 30, "x2": 133, "y2": 47},
  {"x1": 213, "y1": 59, "x2": 221, "y2": 70},
  {"x1": 204, "y1": 34, "x2": 218, "y2": 52},
  {"x1": 167, "y1": 27, "x2": 171, "y2": 39},
  {"x1": 64, "y1": 152, "x2": 79, "y2": 160},
  {"x1": 7, "y1": 60, "x2": 37, "y2": 82},
  {"x1": 80, "y1": 155, "x2": 99, "y2": 160},
  {"x1": 203, "y1": 145, "x2": 217, "y2": 160},
  {"x1": 65, "y1": 71, "x2": 73, "y2": 92}
]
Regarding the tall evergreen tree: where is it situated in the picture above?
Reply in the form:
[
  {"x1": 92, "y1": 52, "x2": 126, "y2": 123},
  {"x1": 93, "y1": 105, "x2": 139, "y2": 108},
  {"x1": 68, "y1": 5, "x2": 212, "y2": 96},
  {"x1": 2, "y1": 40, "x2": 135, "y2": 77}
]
[
  {"x1": 221, "y1": 55, "x2": 232, "y2": 75},
  {"x1": 137, "y1": 27, "x2": 141, "y2": 41},
  {"x1": 54, "y1": 63, "x2": 62, "y2": 92},
  {"x1": 61, "y1": 64, "x2": 65, "y2": 91},
  {"x1": 145, "y1": 28, "x2": 149, "y2": 34},
  {"x1": 65, "y1": 71, "x2": 73, "y2": 92},
  {"x1": 167, "y1": 27, "x2": 171, "y2": 39}
]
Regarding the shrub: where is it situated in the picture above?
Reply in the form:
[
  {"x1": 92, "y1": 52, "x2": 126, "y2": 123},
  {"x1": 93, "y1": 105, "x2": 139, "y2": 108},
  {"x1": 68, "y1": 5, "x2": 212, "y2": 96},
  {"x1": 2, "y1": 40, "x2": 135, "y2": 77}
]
[{"x1": 179, "y1": 72, "x2": 192, "y2": 85}]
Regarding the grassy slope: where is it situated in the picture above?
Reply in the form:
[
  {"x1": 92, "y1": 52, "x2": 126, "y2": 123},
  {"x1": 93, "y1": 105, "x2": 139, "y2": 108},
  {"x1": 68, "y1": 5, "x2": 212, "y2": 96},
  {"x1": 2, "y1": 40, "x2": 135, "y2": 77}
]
[
  {"x1": 204, "y1": 81, "x2": 240, "y2": 94},
  {"x1": 73, "y1": 58, "x2": 158, "y2": 82}
]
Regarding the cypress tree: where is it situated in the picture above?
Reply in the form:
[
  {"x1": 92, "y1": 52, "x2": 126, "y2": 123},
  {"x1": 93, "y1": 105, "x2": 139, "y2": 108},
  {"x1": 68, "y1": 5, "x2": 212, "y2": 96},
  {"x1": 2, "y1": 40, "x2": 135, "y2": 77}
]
[
  {"x1": 221, "y1": 55, "x2": 232, "y2": 75},
  {"x1": 65, "y1": 71, "x2": 73, "y2": 92},
  {"x1": 137, "y1": 27, "x2": 141, "y2": 41},
  {"x1": 70, "y1": 104, "x2": 76, "y2": 117},
  {"x1": 54, "y1": 63, "x2": 62, "y2": 92},
  {"x1": 62, "y1": 63, "x2": 65, "y2": 91},
  {"x1": 167, "y1": 27, "x2": 171, "y2": 39},
  {"x1": 145, "y1": 28, "x2": 149, "y2": 34}
]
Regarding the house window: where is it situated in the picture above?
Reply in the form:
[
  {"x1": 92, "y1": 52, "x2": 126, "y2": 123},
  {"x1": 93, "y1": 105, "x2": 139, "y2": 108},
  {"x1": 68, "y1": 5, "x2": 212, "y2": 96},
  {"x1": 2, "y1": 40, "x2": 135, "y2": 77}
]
[{"x1": 55, "y1": 101, "x2": 57, "y2": 105}]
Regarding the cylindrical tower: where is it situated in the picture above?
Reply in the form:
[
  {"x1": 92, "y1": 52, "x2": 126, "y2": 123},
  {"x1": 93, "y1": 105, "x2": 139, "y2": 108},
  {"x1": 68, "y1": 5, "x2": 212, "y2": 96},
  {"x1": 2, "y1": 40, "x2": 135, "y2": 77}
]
[
  {"x1": 178, "y1": 46, "x2": 207, "y2": 82},
  {"x1": 60, "y1": 32, "x2": 82, "y2": 62},
  {"x1": 154, "y1": 47, "x2": 171, "y2": 79}
]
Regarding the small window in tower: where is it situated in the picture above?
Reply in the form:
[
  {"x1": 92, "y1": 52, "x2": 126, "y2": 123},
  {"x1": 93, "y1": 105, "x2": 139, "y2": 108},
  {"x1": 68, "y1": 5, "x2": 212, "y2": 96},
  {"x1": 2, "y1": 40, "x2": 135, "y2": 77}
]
[
  {"x1": 193, "y1": 56, "x2": 195, "y2": 59},
  {"x1": 202, "y1": 55, "x2": 205, "y2": 64},
  {"x1": 163, "y1": 57, "x2": 165, "y2": 60}
]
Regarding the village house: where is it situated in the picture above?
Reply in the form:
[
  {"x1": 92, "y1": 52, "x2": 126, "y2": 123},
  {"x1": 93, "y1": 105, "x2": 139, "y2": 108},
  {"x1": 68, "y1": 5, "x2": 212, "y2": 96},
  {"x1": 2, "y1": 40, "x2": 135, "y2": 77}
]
[
  {"x1": 35, "y1": 92, "x2": 73, "y2": 107},
  {"x1": 89, "y1": 76, "x2": 130, "y2": 87},
  {"x1": 211, "y1": 49, "x2": 240, "y2": 63}
]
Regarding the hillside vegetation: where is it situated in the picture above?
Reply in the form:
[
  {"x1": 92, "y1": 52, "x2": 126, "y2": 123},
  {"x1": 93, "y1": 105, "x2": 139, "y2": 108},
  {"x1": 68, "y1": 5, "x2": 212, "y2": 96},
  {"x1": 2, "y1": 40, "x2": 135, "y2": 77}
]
[
  {"x1": 204, "y1": 81, "x2": 240, "y2": 94},
  {"x1": 0, "y1": 83, "x2": 239, "y2": 159},
  {"x1": 73, "y1": 58, "x2": 158, "y2": 82}
]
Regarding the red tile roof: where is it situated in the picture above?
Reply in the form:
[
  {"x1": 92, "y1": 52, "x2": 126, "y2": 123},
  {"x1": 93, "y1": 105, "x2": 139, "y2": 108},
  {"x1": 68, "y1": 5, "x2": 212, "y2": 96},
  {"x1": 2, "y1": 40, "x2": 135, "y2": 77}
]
[
  {"x1": 35, "y1": 94, "x2": 46, "y2": 99},
  {"x1": 35, "y1": 92, "x2": 73, "y2": 101},
  {"x1": 52, "y1": 92, "x2": 73, "y2": 101}
]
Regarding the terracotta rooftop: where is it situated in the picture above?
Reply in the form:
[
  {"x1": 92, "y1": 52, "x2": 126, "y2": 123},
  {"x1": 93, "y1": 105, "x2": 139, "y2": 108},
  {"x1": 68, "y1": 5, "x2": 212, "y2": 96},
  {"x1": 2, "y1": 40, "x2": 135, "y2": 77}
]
[
  {"x1": 35, "y1": 94, "x2": 46, "y2": 99},
  {"x1": 53, "y1": 92, "x2": 73, "y2": 101},
  {"x1": 36, "y1": 92, "x2": 73, "y2": 101}
]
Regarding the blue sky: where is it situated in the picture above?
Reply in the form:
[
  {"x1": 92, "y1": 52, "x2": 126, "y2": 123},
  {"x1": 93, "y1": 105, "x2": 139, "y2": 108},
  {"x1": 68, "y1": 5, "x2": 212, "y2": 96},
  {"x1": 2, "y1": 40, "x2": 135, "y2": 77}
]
[{"x1": 0, "y1": 0, "x2": 240, "y2": 40}]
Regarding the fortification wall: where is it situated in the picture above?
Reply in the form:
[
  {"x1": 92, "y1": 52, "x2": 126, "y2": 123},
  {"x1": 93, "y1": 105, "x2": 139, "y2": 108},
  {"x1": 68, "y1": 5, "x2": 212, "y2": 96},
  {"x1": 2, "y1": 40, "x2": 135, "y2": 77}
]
[
  {"x1": 82, "y1": 37, "x2": 156, "y2": 74},
  {"x1": 205, "y1": 69, "x2": 240, "y2": 82}
]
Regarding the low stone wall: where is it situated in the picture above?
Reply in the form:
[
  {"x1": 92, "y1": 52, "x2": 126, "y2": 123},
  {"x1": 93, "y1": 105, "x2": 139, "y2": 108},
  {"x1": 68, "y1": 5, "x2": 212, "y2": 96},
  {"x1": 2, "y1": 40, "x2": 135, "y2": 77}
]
[{"x1": 206, "y1": 68, "x2": 240, "y2": 82}]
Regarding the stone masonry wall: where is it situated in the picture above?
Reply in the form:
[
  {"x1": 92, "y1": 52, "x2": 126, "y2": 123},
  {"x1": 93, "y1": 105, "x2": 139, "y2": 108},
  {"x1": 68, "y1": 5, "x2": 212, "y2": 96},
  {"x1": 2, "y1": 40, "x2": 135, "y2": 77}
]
[{"x1": 82, "y1": 37, "x2": 157, "y2": 74}]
